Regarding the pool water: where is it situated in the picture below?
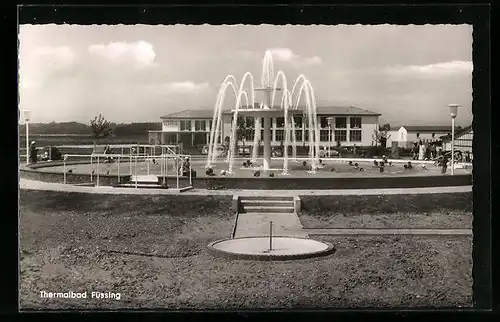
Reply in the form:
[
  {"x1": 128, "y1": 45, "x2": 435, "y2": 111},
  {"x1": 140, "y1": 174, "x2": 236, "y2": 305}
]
[{"x1": 36, "y1": 158, "x2": 471, "y2": 178}]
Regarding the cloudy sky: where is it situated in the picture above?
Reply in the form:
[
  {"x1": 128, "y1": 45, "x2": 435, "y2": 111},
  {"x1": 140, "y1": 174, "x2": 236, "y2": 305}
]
[{"x1": 18, "y1": 24, "x2": 473, "y2": 126}]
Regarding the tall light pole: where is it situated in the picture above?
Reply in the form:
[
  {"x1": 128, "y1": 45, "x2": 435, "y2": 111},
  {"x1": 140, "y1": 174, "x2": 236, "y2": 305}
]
[
  {"x1": 23, "y1": 110, "x2": 31, "y2": 165},
  {"x1": 448, "y1": 104, "x2": 459, "y2": 175}
]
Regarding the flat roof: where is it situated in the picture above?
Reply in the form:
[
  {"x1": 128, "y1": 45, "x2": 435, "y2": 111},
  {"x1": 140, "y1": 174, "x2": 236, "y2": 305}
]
[
  {"x1": 161, "y1": 105, "x2": 381, "y2": 119},
  {"x1": 401, "y1": 125, "x2": 459, "y2": 132}
]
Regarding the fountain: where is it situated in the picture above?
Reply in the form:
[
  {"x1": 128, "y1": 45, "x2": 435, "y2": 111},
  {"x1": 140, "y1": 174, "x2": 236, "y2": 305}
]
[{"x1": 206, "y1": 50, "x2": 321, "y2": 175}]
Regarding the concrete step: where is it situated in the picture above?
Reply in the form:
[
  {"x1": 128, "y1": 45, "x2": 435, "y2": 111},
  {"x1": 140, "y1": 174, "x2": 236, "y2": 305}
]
[
  {"x1": 114, "y1": 183, "x2": 165, "y2": 189},
  {"x1": 130, "y1": 181, "x2": 161, "y2": 185},
  {"x1": 238, "y1": 212, "x2": 298, "y2": 216},
  {"x1": 240, "y1": 200, "x2": 294, "y2": 207},
  {"x1": 241, "y1": 206, "x2": 294, "y2": 214},
  {"x1": 238, "y1": 195, "x2": 294, "y2": 201}
]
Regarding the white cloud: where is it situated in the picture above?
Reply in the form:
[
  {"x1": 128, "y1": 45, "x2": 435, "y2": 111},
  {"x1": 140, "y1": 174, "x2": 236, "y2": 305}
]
[
  {"x1": 88, "y1": 41, "x2": 157, "y2": 67},
  {"x1": 385, "y1": 61, "x2": 473, "y2": 77},
  {"x1": 268, "y1": 48, "x2": 323, "y2": 67},
  {"x1": 32, "y1": 46, "x2": 77, "y2": 69},
  {"x1": 165, "y1": 81, "x2": 209, "y2": 93},
  {"x1": 142, "y1": 81, "x2": 210, "y2": 95}
]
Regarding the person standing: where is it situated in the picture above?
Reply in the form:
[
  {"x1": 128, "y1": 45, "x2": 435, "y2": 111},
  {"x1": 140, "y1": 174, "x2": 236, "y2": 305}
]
[
  {"x1": 29, "y1": 141, "x2": 38, "y2": 164},
  {"x1": 441, "y1": 153, "x2": 448, "y2": 174},
  {"x1": 418, "y1": 141, "x2": 425, "y2": 161}
]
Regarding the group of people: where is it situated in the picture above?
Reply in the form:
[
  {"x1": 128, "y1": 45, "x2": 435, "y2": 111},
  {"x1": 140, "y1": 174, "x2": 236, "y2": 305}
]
[{"x1": 412, "y1": 140, "x2": 441, "y2": 161}]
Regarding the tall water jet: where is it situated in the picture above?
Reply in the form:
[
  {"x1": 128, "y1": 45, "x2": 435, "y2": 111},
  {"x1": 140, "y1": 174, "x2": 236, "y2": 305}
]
[{"x1": 206, "y1": 50, "x2": 320, "y2": 174}]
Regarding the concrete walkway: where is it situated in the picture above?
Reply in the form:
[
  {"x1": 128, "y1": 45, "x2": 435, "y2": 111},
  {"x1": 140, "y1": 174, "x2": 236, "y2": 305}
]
[
  {"x1": 234, "y1": 213, "x2": 308, "y2": 238},
  {"x1": 19, "y1": 179, "x2": 472, "y2": 196},
  {"x1": 305, "y1": 228, "x2": 472, "y2": 236}
]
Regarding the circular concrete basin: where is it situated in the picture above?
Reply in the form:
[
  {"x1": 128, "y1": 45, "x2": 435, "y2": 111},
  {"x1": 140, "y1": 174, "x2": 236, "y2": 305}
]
[{"x1": 207, "y1": 236, "x2": 335, "y2": 261}]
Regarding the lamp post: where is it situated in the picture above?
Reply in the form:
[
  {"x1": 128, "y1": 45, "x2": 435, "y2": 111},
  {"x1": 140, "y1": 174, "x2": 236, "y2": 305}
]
[
  {"x1": 448, "y1": 104, "x2": 460, "y2": 175},
  {"x1": 23, "y1": 110, "x2": 31, "y2": 165},
  {"x1": 327, "y1": 117, "x2": 334, "y2": 157}
]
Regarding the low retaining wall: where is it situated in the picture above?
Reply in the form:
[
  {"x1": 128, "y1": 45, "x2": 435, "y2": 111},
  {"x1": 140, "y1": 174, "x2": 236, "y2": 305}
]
[
  {"x1": 20, "y1": 190, "x2": 234, "y2": 217},
  {"x1": 157, "y1": 174, "x2": 472, "y2": 190},
  {"x1": 20, "y1": 168, "x2": 131, "y2": 186},
  {"x1": 299, "y1": 192, "x2": 473, "y2": 215}
]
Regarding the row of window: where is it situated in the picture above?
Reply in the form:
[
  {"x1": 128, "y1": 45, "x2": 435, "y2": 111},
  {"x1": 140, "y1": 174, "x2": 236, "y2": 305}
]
[
  {"x1": 166, "y1": 116, "x2": 363, "y2": 132},
  {"x1": 237, "y1": 129, "x2": 362, "y2": 142},
  {"x1": 236, "y1": 116, "x2": 361, "y2": 129},
  {"x1": 159, "y1": 129, "x2": 363, "y2": 144}
]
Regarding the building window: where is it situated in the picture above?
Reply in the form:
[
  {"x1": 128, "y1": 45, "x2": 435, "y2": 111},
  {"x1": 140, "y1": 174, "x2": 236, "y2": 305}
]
[
  {"x1": 320, "y1": 130, "x2": 330, "y2": 142},
  {"x1": 320, "y1": 117, "x2": 329, "y2": 128},
  {"x1": 180, "y1": 120, "x2": 191, "y2": 131},
  {"x1": 208, "y1": 120, "x2": 213, "y2": 131},
  {"x1": 335, "y1": 117, "x2": 347, "y2": 129},
  {"x1": 245, "y1": 117, "x2": 255, "y2": 128},
  {"x1": 304, "y1": 130, "x2": 310, "y2": 141},
  {"x1": 295, "y1": 130, "x2": 303, "y2": 141},
  {"x1": 164, "y1": 133, "x2": 177, "y2": 144},
  {"x1": 275, "y1": 130, "x2": 285, "y2": 141},
  {"x1": 244, "y1": 129, "x2": 255, "y2": 141},
  {"x1": 193, "y1": 132, "x2": 207, "y2": 145},
  {"x1": 350, "y1": 117, "x2": 362, "y2": 129},
  {"x1": 334, "y1": 130, "x2": 347, "y2": 142},
  {"x1": 163, "y1": 119, "x2": 177, "y2": 127},
  {"x1": 276, "y1": 117, "x2": 285, "y2": 128},
  {"x1": 194, "y1": 120, "x2": 206, "y2": 131},
  {"x1": 349, "y1": 130, "x2": 362, "y2": 142},
  {"x1": 293, "y1": 116, "x2": 303, "y2": 128}
]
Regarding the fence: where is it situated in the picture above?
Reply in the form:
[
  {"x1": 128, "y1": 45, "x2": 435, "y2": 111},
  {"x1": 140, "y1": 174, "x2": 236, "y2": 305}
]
[{"x1": 61, "y1": 147, "x2": 192, "y2": 190}]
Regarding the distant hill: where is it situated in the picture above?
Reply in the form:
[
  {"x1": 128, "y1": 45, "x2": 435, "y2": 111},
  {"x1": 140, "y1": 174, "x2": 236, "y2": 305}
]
[
  {"x1": 19, "y1": 122, "x2": 161, "y2": 136},
  {"x1": 18, "y1": 122, "x2": 91, "y2": 135},
  {"x1": 112, "y1": 122, "x2": 161, "y2": 136}
]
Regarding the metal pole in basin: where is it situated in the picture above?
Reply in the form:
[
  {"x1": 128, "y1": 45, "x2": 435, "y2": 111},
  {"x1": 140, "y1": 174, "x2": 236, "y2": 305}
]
[
  {"x1": 135, "y1": 155, "x2": 138, "y2": 189},
  {"x1": 269, "y1": 221, "x2": 273, "y2": 251},
  {"x1": 189, "y1": 157, "x2": 192, "y2": 186},
  {"x1": 63, "y1": 157, "x2": 66, "y2": 184},
  {"x1": 164, "y1": 155, "x2": 167, "y2": 185},
  {"x1": 97, "y1": 156, "x2": 100, "y2": 187},
  {"x1": 90, "y1": 155, "x2": 93, "y2": 182},
  {"x1": 117, "y1": 156, "x2": 120, "y2": 183},
  {"x1": 176, "y1": 157, "x2": 179, "y2": 189},
  {"x1": 147, "y1": 150, "x2": 150, "y2": 176}
]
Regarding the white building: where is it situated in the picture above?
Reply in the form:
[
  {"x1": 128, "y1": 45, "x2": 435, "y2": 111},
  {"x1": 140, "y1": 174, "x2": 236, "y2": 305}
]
[
  {"x1": 393, "y1": 125, "x2": 457, "y2": 148},
  {"x1": 148, "y1": 106, "x2": 381, "y2": 149}
]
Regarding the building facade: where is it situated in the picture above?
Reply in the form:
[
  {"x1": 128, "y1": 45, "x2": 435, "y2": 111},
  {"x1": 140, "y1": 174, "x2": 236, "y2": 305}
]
[
  {"x1": 442, "y1": 125, "x2": 473, "y2": 154},
  {"x1": 393, "y1": 125, "x2": 455, "y2": 148},
  {"x1": 149, "y1": 106, "x2": 381, "y2": 149}
]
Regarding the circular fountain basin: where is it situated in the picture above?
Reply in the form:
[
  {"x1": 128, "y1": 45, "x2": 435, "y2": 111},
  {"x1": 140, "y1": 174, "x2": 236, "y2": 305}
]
[{"x1": 207, "y1": 237, "x2": 335, "y2": 261}]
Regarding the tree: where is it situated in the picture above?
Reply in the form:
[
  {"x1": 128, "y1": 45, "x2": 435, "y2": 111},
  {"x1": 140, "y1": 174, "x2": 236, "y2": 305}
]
[
  {"x1": 236, "y1": 117, "x2": 246, "y2": 147},
  {"x1": 90, "y1": 113, "x2": 113, "y2": 149},
  {"x1": 372, "y1": 123, "x2": 391, "y2": 147}
]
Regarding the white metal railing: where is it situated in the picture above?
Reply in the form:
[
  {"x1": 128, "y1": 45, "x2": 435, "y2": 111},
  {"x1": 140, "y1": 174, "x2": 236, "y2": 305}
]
[{"x1": 62, "y1": 151, "x2": 192, "y2": 189}]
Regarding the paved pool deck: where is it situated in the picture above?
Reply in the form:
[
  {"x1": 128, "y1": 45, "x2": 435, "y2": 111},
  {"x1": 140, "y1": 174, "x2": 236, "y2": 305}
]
[{"x1": 19, "y1": 179, "x2": 472, "y2": 196}]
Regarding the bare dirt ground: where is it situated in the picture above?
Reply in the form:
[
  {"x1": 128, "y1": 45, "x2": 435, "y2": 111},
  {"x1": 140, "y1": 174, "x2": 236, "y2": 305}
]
[
  {"x1": 20, "y1": 190, "x2": 472, "y2": 310},
  {"x1": 299, "y1": 211, "x2": 472, "y2": 229}
]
